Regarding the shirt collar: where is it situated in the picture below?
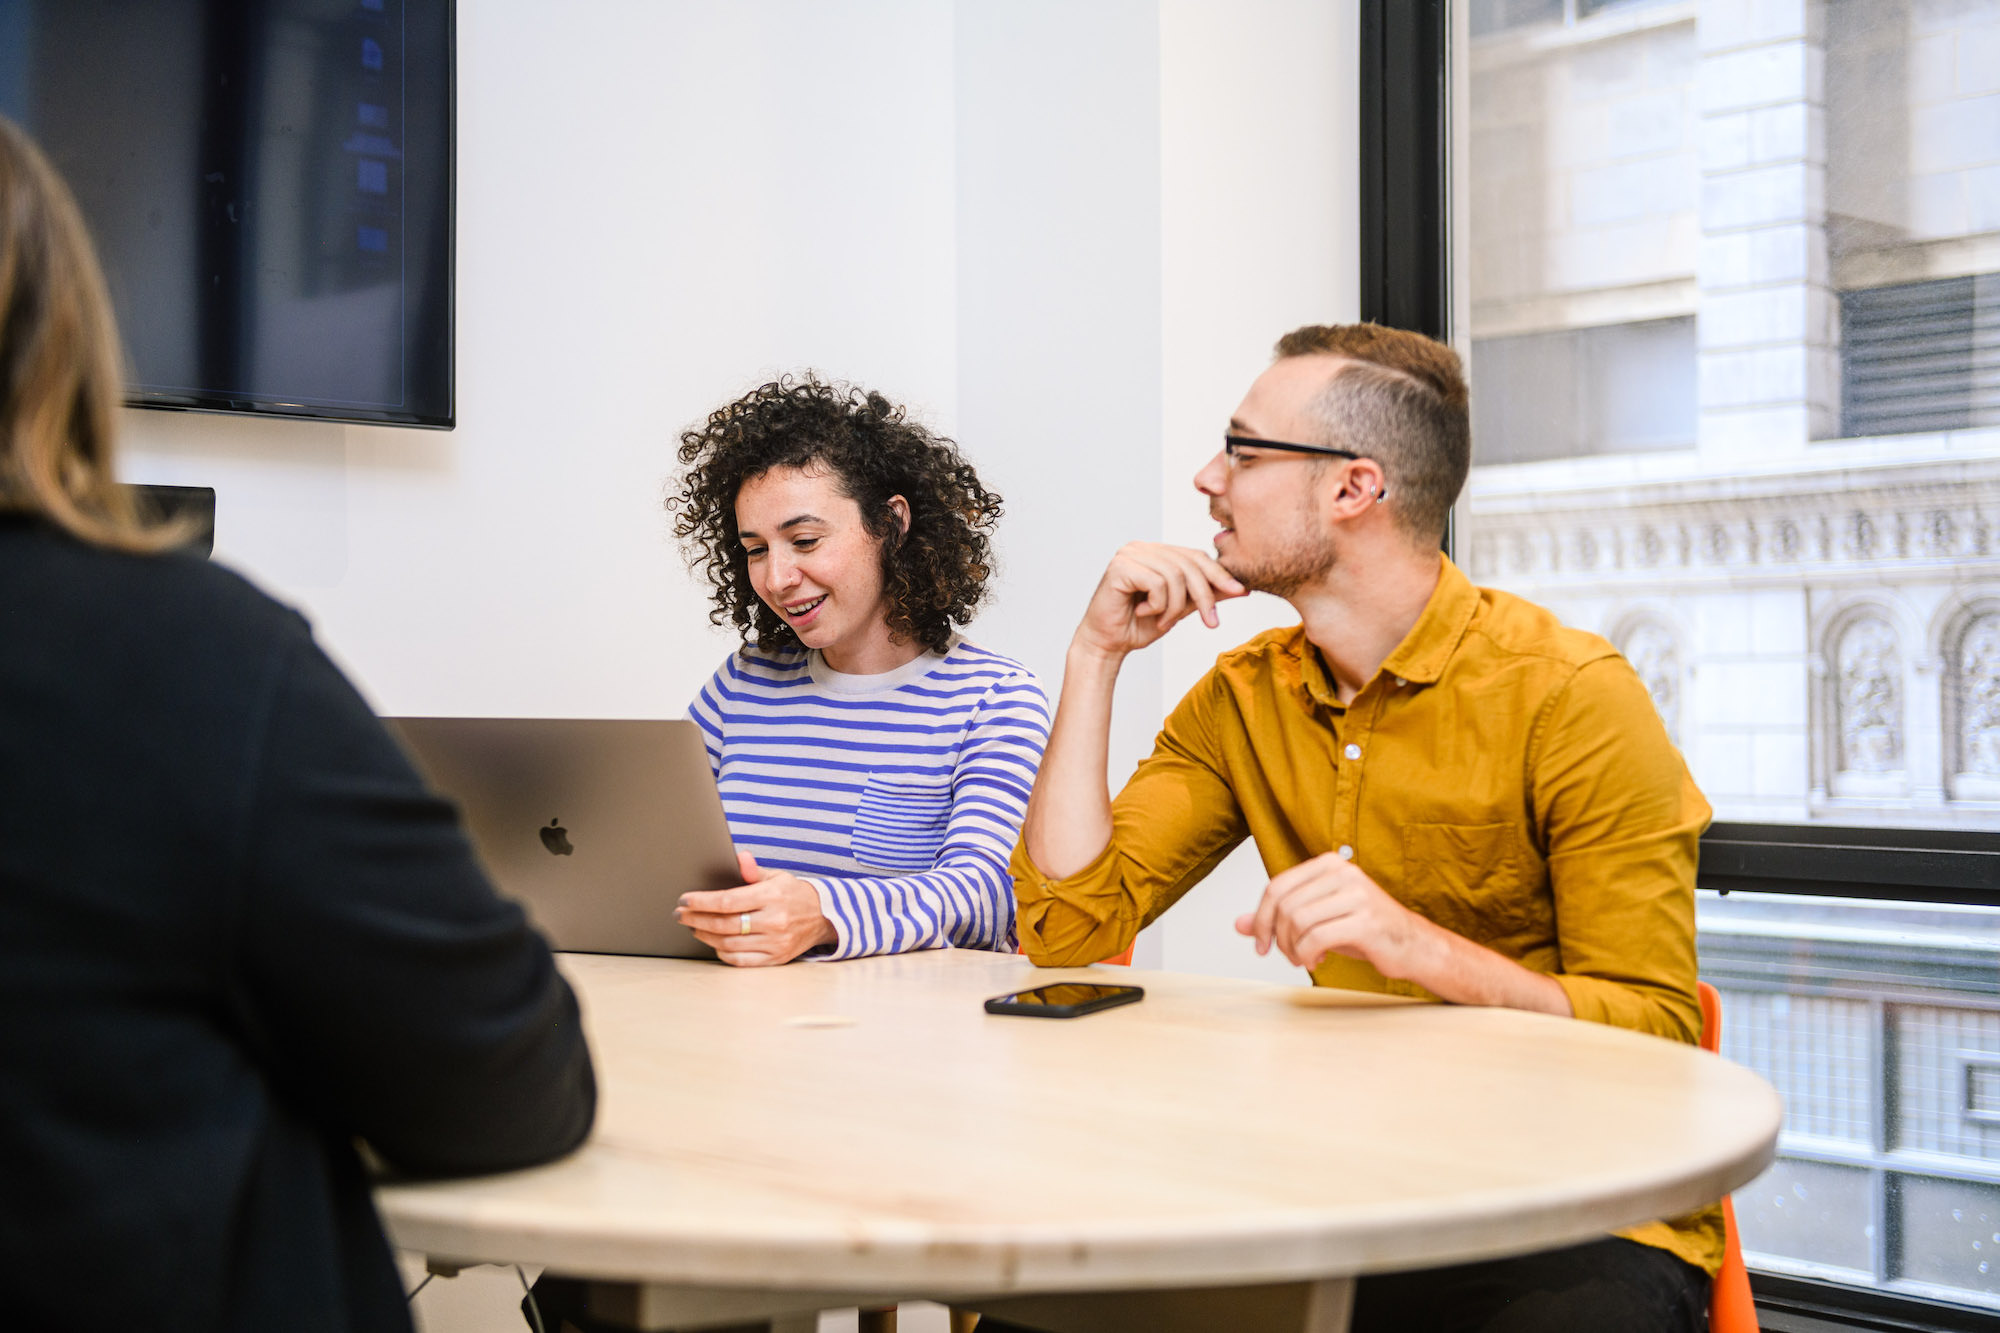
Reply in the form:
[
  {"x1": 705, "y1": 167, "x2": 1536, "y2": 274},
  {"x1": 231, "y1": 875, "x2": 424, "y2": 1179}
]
[
  {"x1": 1297, "y1": 631, "x2": 1343, "y2": 708},
  {"x1": 807, "y1": 635, "x2": 959, "y2": 694},
  {"x1": 1295, "y1": 553, "x2": 1479, "y2": 705},
  {"x1": 1379, "y1": 553, "x2": 1479, "y2": 686}
]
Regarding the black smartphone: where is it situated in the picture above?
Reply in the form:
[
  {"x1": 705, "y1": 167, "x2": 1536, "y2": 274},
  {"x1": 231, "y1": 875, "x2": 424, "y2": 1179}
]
[{"x1": 983, "y1": 982, "x2": 1145, "y2": 1019}]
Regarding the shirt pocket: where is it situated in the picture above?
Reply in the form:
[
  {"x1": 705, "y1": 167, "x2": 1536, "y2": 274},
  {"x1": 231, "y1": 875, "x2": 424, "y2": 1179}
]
[
  {"x1": 850, "y1": 774, "x2": 953, "y2": 873},
  {"x1": 1399, "y1": 821, "x2": 1538, "y2": 943}
]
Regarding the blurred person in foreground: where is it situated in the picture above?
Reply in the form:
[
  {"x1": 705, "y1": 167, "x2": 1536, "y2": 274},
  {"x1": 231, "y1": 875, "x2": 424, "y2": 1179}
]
[
  {"x1": 1007, "y1": 323, "x2": 1716, "y2": 1333},
  {"x1": 0, "y1": 115, "x2": 595, "y2": 1333}
]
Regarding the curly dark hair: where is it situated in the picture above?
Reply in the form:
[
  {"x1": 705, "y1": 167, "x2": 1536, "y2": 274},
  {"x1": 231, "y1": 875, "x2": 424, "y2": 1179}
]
[{"x1": 669, "y1": 375, "x2": 1003, "y2": 656}]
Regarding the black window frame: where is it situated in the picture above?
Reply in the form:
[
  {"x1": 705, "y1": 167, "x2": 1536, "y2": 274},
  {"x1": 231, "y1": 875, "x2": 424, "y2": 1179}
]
[{"x1": 1360, "y1": 2, "x2": 2000, "y2": 1327}]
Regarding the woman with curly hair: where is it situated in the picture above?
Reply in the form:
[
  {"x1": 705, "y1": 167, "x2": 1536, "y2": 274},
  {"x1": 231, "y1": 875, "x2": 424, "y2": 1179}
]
[{"x1": 668, "y1": 376, "x2": 1050, "y2": 966}]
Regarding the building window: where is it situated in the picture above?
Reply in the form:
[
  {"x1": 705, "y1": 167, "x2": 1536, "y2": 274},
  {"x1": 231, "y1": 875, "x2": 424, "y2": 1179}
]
[
  {"x1": 1471, "y1": 0, "x2": 1562, "y2": 37},
  {"x1": 1471, "y1": 0, "x2": 1675, "y2": 38},
  {"x1": 1471, "y1": 318, "x2": 1697, "y2": 464},
  {"x1": 1841, "y1": 276, "x2": 2000, "y2": 439}
]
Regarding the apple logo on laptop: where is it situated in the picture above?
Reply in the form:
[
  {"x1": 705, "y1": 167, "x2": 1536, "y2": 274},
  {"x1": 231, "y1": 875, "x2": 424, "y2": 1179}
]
[{"x1": 540, "y1": 817, "x2": 573, "y2": 857}]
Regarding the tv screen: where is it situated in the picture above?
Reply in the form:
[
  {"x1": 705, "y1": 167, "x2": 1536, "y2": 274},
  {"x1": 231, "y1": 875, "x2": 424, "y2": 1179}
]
[{"x1": 0, "y1": 0, "x2": 454, "y2": 428}]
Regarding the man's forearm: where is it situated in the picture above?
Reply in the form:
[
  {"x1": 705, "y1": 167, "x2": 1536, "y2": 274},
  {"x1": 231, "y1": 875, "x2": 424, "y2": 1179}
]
[
  {"x1": 1020, "y1": 642, "x2": 1125, "y2": 879},
  {"x1": 1404, "y1": 918, "x2": 1574, "y2": 1017}
]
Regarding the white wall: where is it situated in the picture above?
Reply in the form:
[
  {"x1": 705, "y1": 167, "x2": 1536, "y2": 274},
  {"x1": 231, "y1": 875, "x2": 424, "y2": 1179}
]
[
  {"x1": 953, "y1": 0, "x2": 1167, "y2": 800},
  {"x1": 125, "y1": 0, "x2": 964, "y2": 718},
  {"x1": 1148, "y1": 0, "x2": 1361, "y2": 981},
  {"x1": 121, "y1": 0, "x2": 1356, "y2": 978}
]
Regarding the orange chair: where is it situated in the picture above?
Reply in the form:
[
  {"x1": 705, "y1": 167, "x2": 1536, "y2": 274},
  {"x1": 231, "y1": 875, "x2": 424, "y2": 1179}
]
[
  {"x1": 1697, "y1": 981, "x2": 1758, "y2": 1333},
  {"x1": 858, "y1": 1311, "x2": 977, "y2": 1332}
]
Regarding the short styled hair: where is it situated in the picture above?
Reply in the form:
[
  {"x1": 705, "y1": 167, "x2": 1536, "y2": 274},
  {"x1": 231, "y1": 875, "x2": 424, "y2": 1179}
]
[
  {"x1": 1273, "y1": 323, "x2": 1470, "y2": 545},
  {"x1": 0, "y1": 116, "x2": 177, "y2": 551},
  {"x1": 669, "y1": 375, "x2": 1002, "y2": 657}
]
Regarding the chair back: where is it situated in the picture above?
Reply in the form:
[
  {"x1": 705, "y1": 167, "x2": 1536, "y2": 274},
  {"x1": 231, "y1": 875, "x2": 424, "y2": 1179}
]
[{"x1": 1697, "y1": 981, "x2": 1759, "y2": 1333}]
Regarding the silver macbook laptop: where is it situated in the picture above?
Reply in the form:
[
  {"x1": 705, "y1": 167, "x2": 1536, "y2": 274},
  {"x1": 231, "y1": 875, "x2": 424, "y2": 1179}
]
[{"x1": 384, "y1": 718, "x2": 735, "y2": 959}]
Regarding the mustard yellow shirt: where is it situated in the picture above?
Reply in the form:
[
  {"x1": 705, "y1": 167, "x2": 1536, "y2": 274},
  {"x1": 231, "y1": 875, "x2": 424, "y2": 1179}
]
[{"x1": 1012, "y1": 555, "x2": 1721, "y2": 1275}]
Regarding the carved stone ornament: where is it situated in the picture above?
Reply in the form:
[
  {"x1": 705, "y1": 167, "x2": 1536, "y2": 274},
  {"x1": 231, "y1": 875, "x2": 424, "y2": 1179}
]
[
  {"x1": 1958, "y1": 615, "x2": 2000, "y2": 780},
  {"x1": 1620, "y1": 622, "x2": 1682, "y2": 744},
  {"x1": 1837, "y1": 618, "x2": 1903, "y2": 775},
  {"x1": 1927, "y1": 510, "x2": 1957, "y2": 556},
  {"x1": 1463, "y1": 459, "x2": 2000, "y2": 589}
]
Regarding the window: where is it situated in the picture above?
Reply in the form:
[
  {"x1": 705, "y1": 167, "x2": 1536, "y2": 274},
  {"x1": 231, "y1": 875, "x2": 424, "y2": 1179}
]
[
  {"x1": 1470, "y1": 0, "x2": 1562, "y2": 37},
  {"x1": 1470, "y1": 0, "x2": 1676, "y2": 39},
  {"x1": 1842, "y1": 276, "x2": 2000, "y2": 438},
  {"x1": 1430, "y1": 0, "x2": 2000, "y2": 1321},
  {"x1": 1461, "y1": 0, "x2": 2000, "y2": 830},
  {"x1": 1472, "y1": 318, "x2": 1697, "y2": 462},
  {"x1": 1701, "y1": 892, "x2": 2000, "y2": 1306}
]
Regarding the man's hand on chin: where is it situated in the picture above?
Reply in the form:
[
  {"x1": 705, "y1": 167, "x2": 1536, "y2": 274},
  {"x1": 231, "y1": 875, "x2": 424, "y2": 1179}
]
[
  {"x1": 1027, "y1": 544, "x2": 1246, "y2": 891},
  {"x1": 1073, "y1": 542, "x2": 1247, "y2": 660}
]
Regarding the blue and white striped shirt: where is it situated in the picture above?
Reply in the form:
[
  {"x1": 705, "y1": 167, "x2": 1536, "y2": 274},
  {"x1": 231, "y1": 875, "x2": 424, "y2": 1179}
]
[{"x1": 688, "y1": 639, "x2": 1050, "y2": 960}]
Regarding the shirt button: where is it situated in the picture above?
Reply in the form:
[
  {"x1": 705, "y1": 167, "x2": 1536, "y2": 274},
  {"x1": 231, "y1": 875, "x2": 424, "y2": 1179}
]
[
  {"x1": 1394, "y1": 676, "x2": 1407, "y2": 687},
  {"x1": 1344, "y1": 743, "x2": 1361, "y2": 760},
  {"x1": 1337, "y1": 845, "x2": 1354, "y2": 860}
]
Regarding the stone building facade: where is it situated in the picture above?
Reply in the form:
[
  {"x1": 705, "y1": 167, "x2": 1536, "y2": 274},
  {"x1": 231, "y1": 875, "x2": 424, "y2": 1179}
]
[
  {"x1": 1464, "y1": 0, "x2": 2000, "y2": 1307},
  {"x1": 1462, "y1": 0, "x2": 2000, "y2": 829}
]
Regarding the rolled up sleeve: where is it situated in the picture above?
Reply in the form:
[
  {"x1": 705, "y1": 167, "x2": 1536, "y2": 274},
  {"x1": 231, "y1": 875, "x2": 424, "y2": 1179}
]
[
  {"x1": 1013, "y1": 674, "x2": 1250, "y2": 966},
  {"x1": 1533, "y1": 657, "x2": 1711, "y2": 1043}
]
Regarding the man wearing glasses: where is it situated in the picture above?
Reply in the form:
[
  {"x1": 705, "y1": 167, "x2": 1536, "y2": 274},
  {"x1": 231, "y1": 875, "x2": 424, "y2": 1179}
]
[{"x1": 1007, "y1": 324, "x2": 1717, "y2": 1332}]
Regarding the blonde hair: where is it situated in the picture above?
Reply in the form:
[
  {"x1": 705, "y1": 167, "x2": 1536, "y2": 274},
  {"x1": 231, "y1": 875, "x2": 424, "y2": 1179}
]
[
  {"x1": 1273, "y1": 323, "x2": 1470, "y2": 546},
  {"x1": 0, "y1": 115, "x2": 179, "y2": 552}
]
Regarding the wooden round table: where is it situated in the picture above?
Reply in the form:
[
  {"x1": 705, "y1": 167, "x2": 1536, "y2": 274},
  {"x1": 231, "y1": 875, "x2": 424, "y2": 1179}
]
[{"x1": 378, "y1": 950, "x2": 1780, "y2": 1332}]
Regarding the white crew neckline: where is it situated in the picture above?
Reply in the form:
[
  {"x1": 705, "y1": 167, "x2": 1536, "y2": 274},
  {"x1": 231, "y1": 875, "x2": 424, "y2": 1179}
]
[{"x1": 807, "y1": 635, "x2": 962, "y2": 694}]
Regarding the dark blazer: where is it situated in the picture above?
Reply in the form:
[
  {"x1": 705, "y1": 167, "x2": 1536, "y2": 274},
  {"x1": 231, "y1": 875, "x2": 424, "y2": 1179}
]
[{"x1": 0, "y1": 518, "x2": 596, "y2": 1332}]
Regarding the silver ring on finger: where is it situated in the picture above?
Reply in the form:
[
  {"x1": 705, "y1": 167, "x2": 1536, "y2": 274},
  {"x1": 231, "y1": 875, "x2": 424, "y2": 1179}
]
[{"x1": 739, "y1": 911, "x2": 752, "y2": 936}]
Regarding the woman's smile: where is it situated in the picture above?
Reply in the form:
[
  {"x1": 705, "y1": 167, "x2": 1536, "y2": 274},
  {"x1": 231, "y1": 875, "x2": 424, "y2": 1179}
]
[{"x1": 783, "y1": 593, "x2": 828, "y2": 626}]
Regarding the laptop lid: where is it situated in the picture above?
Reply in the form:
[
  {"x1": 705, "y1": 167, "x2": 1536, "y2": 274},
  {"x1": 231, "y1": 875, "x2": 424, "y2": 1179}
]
[{"x1": 384, "y1": 718, "x2": 734, "y2": 959}]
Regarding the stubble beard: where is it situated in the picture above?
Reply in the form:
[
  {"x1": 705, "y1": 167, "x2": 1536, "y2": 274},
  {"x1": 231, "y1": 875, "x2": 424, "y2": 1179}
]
[
  {"x1": 1230, "y1": 543, "x2": 1335, "y2": 599},
  {"x1": 1214, "y1": 505, "x2": 1337, "y2": 599}
]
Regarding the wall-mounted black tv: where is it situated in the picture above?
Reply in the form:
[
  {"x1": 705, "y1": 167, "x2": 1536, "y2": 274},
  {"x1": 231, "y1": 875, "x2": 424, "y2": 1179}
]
[{"x1": 0, "y1": 0, "x2": 454, "y2": 429}]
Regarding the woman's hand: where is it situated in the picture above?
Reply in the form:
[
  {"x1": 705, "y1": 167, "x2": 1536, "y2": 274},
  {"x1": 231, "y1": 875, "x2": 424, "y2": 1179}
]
[{"x1": 676, "y1": 851, "x2": 837, "y2": 966}]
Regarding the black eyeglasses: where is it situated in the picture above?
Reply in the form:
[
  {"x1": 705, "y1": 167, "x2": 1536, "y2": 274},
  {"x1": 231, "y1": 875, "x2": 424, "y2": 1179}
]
[
  {"x1": 1223, "y1": 434, "x2": 1364, "y2": 462},
  {"x1": 1222, "y1": 435, "x2": 1387, "y2": 501}
]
